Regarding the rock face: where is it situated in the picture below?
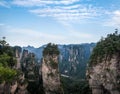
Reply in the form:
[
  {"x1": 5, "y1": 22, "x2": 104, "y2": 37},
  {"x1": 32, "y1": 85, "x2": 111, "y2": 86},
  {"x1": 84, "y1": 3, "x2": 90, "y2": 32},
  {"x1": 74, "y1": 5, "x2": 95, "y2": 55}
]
[
  {"x1": 0, "y1": 73, "x2": 28, "y2": 94},
  {"x1": 21, "y1": 49, "x2": 40, "y2": 94},
  {"x1": 87, "y1": 55, "x2": 120, "y2": 94},
  {"x1": 87, "y1": 32, "x2": 120, "y2": 94},
  {"x1": 42, "y1": 43, "x2": 63, "y2": 94},
  {"x1": 59, "y1": 43, "x2": 95, "y2": 78},
  {"x1": 24, "y1": 43, "x2": 96, "y2": 79},
  {"x1": 13, "y1": 46, "x2": 22, "y2": 69},
  {"x1": 0, "y1": 82, "x2": 5, "y2": 94},
  {"x1": 42, "y1": 55, "x2": 63, "y2": 94}
]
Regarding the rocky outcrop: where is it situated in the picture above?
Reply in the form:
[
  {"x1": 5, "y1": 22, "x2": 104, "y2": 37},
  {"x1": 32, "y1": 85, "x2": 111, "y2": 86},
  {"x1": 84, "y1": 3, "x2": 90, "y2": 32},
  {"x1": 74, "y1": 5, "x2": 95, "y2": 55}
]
[
  {"x1": 21, "y1": 50, "x2": 37, "y2": 81},
  {"x1": 23, "y1": 43, "x2": 96, "y2": 79},
  {"x1": 59, "y1": 43, "x2": 95, "y2": 78},
  {"x1": 0, "y1": 82, "x2": 5, "y2": 94},
  {"x1": 87, "y1": 31, "x2": 120, "y2": 94},
  {"x1": 42, "y1": 43, "x2": 63, "y2": 94},
  {"x1": 42, "y1": 55, "x2": 63, "y2": 94},
  {"x1": 87, "y1": 55, "x2": 120, "y2": 94},
  {"x1": 14, "y1": 46, "x2": 22, "y2": 69},
  {"x1": 16, "y1": 72, "x2": 29, "y2": 94},
  {"x1": 21, "y1": 50, "x2": 40, "y2": 94},
  {"x1": 0, "y1": 73, "x2": 28, "y2": 94}
]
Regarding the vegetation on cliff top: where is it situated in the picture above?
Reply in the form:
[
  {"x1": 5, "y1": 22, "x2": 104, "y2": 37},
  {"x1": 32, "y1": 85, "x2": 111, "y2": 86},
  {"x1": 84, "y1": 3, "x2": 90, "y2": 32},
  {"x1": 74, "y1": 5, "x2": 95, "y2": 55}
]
[
  {"x1": 43, "y1": 43, "x2": 60, "y2": 56},
  {"x1": 43, "y1": 43, "x2": 59, "y2": 69},
  {"x1": 0, "y1": 37, "x2": 17, "y2": 83},
  {"x1": 89, "y1": 29, "x2": 120, "y2": 66}
]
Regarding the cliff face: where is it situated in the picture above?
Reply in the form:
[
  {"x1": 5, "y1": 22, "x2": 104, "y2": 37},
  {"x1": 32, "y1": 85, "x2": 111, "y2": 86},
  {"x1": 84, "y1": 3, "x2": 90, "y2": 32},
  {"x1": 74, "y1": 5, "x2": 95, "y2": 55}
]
[
  {"x1": 21, "y1": 51, "x2": 37, "y2": 81},
  {"x1": 21, "y1": 50, "x2": 40, "y2": 94},
  {"x1": 87, "y1": 32, "x2": 120, "y2": 94},
  {"x1": 87, "y1": 55, "x2": 120, "y2": 94},
  {"x1": 59, "y1": 43, "x2": 95, "y2": 78},
  {"x1": 42, "y1": 55, "x2": 63, "y2": 94},
  {"x1": 14, "y1": 46, "x2": 22, "y2": 69},
  {"x1": 42, "y1": 43, "x2": 63, "y2": 94},
  {"x1": 0, "y1": 47, "x2": 29, "y2": 94},
  {"x1": 24, "y1": 43, "x2": 96, "y2": 79}
]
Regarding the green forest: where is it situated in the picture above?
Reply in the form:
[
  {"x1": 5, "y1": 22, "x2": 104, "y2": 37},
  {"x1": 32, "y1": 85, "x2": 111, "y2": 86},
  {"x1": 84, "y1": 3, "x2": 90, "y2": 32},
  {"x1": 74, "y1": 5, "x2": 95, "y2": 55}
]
[
  {"x1": 0, "y1": 37, "x2": 17, "y2": 83},
  {"x1": 89, "y1": 30, "x2": 120, "y2": 66}
]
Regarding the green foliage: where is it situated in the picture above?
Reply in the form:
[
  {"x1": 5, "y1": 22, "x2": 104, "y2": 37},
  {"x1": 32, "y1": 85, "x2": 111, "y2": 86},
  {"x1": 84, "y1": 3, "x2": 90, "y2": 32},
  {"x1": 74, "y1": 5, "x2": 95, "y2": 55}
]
[
  {"x1": 0, "y1": 39, "x2": 17, "y2": 68},
  {"x1": 43, "y1": 43, "x2": 60, "y2": 56},
  {"x1": 0, "y1": 38, "x2": 17, "y2": 83},
  {"x1": 0, "y1": 65, "x2": 17, "y2": 83},
  {"x1": 0, "y1": 53, "x2": 11, "y2": 67},
  {"x1": 61, "y1": 77, "x2": 92, "y2": 94},
  {"x1": 89, "y1": 30, "x2": 120, "y2": 66},
  {"x1": 49, "y1": 58, "x2": 58, "y2": 69}
]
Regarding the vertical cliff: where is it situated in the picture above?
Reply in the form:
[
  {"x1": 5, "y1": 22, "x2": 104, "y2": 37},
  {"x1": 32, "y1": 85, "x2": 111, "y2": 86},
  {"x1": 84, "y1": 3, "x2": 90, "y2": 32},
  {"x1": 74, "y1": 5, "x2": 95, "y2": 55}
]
[
  {"x1": 59, "y1": 43, "x2": 95, "y2": 79},
  {"x1": 87, "y1": 31, "x2": 120, "y2": 94},
  {"x1": 24, "y1": 43, "x2": 96, "y2": 79},
  {"x1": 21, "y1": 49, "x2": 40, "y2": 94},
  {"x1": 14, "y1": 46, "x2": 22, "y2": 69},
  {"x1": 42, "y1": 43, "x2": 63, "y2": 94}
]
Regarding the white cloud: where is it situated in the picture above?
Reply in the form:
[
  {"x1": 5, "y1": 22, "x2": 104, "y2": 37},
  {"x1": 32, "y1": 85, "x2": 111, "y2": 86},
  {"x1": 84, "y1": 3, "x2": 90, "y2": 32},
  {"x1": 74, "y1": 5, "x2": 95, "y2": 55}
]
[
  {"x1": 9, "y1": 28, "x2": 66, "y2": 40},
  {"x1": 29, "y1": 4, "x2": 101, "y2": 23},
  {"x1": 1, "y1": 25, "x2": 95, "y2": 47},
  {"x1": 3, "y1": 27, "x2": 67, "y2": 47},
  {"x1": 0, "y1": 1, "x2": 10, "y2": 8},
  {"x1": 11, "y1": 0, "x2": 108, "y2": 25},
  {"x1": 0, "y1": 23, "x2": 5, "y2": 26},
  {"x1": 69, "y1": 30, "x2": 92, "y2": 38},
  {"x1": 12, "y1": 0, "x2": 79, "y2": 6},
  {"x1": 104, "y1": 10, "x2": 120, "y2": 27},
  {"x1": 11, "y1": 0, "x2": 104, "y2": 23}
]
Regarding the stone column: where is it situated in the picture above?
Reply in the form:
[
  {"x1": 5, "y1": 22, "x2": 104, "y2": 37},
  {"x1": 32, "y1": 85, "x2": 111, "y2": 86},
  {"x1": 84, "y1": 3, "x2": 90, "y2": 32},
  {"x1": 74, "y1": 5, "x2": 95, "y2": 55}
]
[
  {"x1": 91, "y1": 85, "x2": 103, "y2": 94},
  {"x1": 42, "y1": 56, "x2": 63, "y2": 94},
  {"x1": 0, "y1": 82, "x2": 5, "y2": 94},
  {"x1": 111, "y1": 88, "x2": 120, "y2": 94}
]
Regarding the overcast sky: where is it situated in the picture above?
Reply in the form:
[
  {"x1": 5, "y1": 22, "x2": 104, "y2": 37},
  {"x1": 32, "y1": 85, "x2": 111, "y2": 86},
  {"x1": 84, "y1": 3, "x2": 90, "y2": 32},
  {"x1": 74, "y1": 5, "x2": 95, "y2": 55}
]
[{"x1": 0, "y1": 0, "x2": 120, "y2": 47}]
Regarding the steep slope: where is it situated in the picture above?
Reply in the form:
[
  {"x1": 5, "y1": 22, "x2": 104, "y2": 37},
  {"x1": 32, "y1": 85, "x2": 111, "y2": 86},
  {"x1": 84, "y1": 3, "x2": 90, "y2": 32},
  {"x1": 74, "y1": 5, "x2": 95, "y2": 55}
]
[
  {"x1": 21, "y1": 49, "x2": 41, "y2": 94},
  {"x1": 41, "y1": 43, "x2": 63, "y2": 94},
  {"x1": 59, "y1": 43, "x2": 95, "y2": 79},
  {"x1": 23, "y1": 45, "x2": 45, "y2": 60},
  {"x1": 87, "y1": 31, "x2": 120, "y2": 94}
]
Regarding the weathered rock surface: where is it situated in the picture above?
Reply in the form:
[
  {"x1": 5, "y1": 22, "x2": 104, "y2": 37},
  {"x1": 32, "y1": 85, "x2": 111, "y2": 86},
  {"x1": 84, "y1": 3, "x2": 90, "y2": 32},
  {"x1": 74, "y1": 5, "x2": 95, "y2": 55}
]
[
  {"x1": 42, "y1": 55, "x2": 63, "y2": 94},
  {"x1": 87, "y1": 55, "x2": 120, "y2": 94}
]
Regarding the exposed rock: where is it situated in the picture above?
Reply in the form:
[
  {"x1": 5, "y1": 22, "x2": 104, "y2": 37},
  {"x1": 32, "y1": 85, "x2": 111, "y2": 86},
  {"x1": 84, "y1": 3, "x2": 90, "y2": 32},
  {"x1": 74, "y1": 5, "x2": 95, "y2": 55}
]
[
  {"x1": 10, "y1": 81, "x2": 18, "y2": 94},
  {"x1": 41, "y1": 43, "x2": 63, "y2": 94},
  {"x1": 42, "y1": 55, "x2": 63, "y2": 94},
  {"x1": 13, "y1": 46, "x2": 22, "y2": 69},
  {"x1": 87, "y1": 32, "x2": 120, "y2": 94},
  {"x1": 87, "y1": 55, "x2": 120, "y2": 94},
  {"x1": 21, "y1": 49, "x2": 41, "y2": 94},
  {"x1": 17, "y1": 80, "x2": 29, "y2": 94},
  {"x1": 24, "y1": 43, "x2": 96, "y2": 79},
  {"x1": 0, "y1": 82, "x2": 5, "y2": 94}
]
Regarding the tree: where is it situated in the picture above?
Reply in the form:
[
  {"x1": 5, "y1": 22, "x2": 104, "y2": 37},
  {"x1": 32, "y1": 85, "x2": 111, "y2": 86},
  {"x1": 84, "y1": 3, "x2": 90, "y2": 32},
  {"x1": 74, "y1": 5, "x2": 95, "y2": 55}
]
[
  {"x1": 0, "y1": 38, "x2": 17, "y2": 83},
  {"x1": 0, "y1": 65, "x2": 17, "y2": 83},
  {"x1": 0, "y1": 38, "x2": 16, "y2": 68},
  {"x1": 43, "y1": 43, "x2": 60, "y2": 56},
  {"x1": 89, "y1": 30, "x2": 120, "y2": 66}
]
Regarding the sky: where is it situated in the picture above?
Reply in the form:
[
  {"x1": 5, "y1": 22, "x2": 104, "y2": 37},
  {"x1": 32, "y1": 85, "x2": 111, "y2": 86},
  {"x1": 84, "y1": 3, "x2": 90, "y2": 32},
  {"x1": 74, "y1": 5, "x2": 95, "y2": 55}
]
[{"x1": 0, "y1": 0, "x2": 120, "y2": 47}]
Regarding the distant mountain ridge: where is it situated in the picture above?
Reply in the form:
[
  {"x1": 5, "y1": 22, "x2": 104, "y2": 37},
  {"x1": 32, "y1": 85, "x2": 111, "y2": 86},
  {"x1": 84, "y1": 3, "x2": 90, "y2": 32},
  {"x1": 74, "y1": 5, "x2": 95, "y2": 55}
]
[{"x1": 23, "y1": 43, "x2": 96, "y2": 79}]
